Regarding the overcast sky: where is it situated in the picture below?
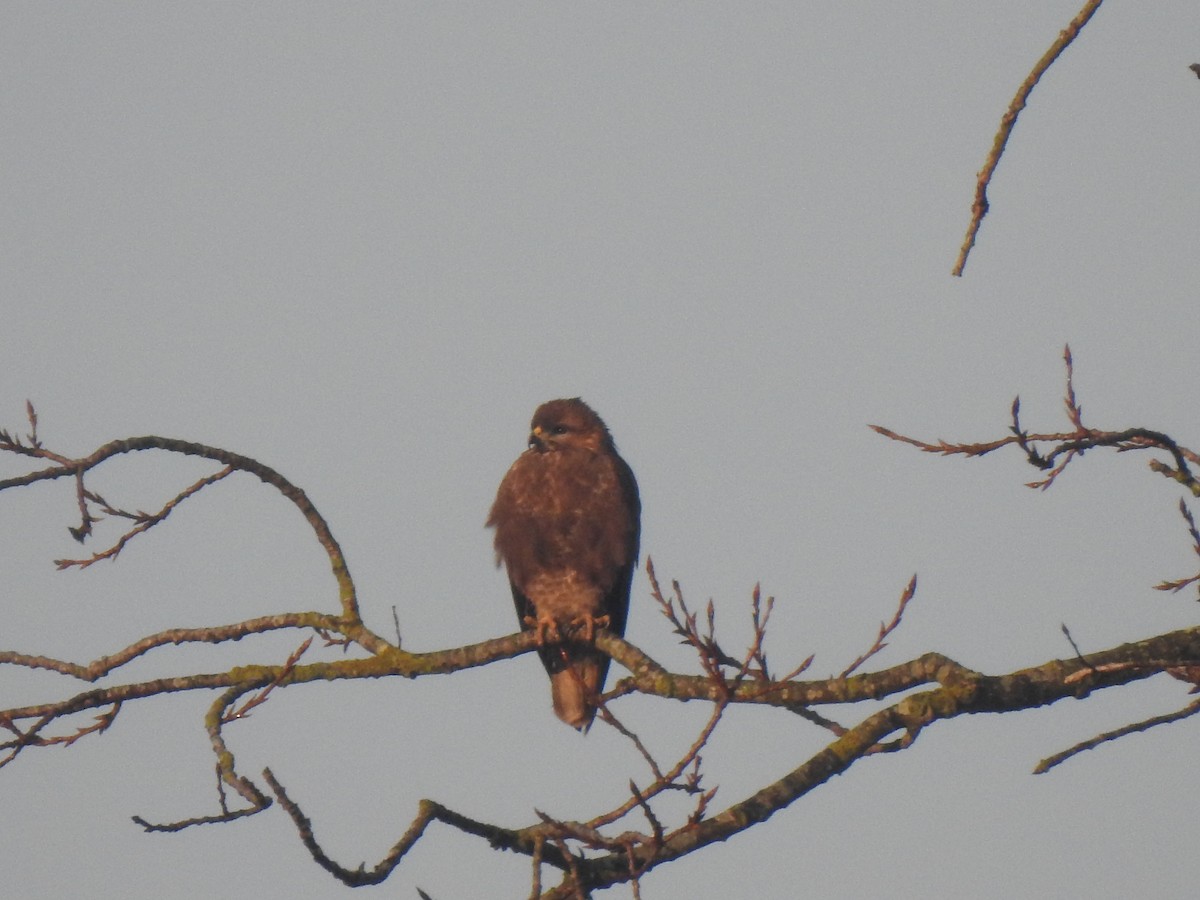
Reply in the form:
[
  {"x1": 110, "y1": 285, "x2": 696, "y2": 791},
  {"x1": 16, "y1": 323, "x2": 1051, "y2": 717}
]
[{"x1": 3, "y1": 4, "x2": 1200, "y2": 898}]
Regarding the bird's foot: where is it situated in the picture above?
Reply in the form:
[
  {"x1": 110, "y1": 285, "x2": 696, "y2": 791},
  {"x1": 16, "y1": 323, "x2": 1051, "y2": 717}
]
[
  {"x1": 569, "y1": 613, "x2": 610, "y2": 643},
  {"x1": 524, "y1": 614, "x2": 561, "y2": 645}
]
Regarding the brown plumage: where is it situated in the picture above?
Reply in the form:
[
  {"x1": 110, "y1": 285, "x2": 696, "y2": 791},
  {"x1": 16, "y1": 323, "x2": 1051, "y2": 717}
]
[{"x1": 487, "y1": 398, "x2": 640, "y2": 731}]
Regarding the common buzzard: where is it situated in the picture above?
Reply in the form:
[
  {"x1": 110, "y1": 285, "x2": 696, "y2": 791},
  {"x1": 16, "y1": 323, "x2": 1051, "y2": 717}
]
[{"x1": 487, "y1": 399, "x2": 641, "y2": 731}]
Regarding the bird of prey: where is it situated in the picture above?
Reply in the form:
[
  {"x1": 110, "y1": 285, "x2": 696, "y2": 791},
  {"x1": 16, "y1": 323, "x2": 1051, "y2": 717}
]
[{"x1": 487, "y1": 398, "x2": 641, "y2": 731}]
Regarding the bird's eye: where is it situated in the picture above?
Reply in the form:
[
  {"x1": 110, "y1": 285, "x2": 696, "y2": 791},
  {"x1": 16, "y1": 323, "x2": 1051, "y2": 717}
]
[{"x1": 551, "y1": 424, "x2": 569, "y2": 435}]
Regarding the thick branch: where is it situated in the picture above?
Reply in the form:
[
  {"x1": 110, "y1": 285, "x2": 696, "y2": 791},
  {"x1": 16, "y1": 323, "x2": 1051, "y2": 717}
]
[
  {"x1": 6, "y1": 404, "x2": 1198, "y2": 896},
  {"x1": 542, "y1": 626, "x2": 1200, "y2": 895}
]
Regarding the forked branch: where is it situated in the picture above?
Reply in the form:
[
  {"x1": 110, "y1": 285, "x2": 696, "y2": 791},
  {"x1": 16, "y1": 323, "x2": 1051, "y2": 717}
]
[{"x1": 5, "y1": 396, "x2": 1200, "y2": 897}]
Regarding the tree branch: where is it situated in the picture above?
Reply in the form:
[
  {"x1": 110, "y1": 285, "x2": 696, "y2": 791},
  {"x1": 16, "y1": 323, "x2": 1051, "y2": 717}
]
[
  {"x1": 953, "y1": 0, "x2": 1106, "y2": 276},
  {"x1": 6, "y1": 398, "x2": 1200, "y2": 895}
]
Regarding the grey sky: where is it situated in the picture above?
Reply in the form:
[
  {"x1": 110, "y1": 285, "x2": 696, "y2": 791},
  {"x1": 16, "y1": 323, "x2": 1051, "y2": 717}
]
[{"x1": 3, "y1": 3, "x2": 1199, "y2": 897}]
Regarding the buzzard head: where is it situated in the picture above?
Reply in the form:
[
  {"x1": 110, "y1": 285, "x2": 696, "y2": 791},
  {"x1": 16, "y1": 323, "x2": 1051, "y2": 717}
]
[{"x1": 527, "y1": 398, "x2": 611, "y2": 454}]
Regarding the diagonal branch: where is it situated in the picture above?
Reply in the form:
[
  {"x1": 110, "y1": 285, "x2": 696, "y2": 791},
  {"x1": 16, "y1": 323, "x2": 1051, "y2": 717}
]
[
  {"x1": 1034, "y1": 696, "x2": 1200, "y2": 774},
  {"x1": 56, "y1": 465, "x2": 234, "y2": 569},
  {"x1": 953, "y1": 0, "x2": 1106, "y2": 275},
  {"x1": 841, "y1": 574, "x2": 917, "y2": 677}
]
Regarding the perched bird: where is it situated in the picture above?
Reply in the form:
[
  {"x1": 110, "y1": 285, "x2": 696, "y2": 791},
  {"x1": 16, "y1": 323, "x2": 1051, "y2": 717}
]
[{"x1": 487, "y1": 398, "x2": 640, "y2": 731}]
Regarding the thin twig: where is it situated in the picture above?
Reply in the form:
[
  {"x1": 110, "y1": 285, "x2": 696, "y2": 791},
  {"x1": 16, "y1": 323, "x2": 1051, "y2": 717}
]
[
  {"x1": 1154, "y1": 499, "x2": 1200, "y2": 598},
  {"x1": 873, "y1": 348, "x2": 1200, "y2": 496},
  {"x1": 841, "y1": 575, "x2": 918, "y2": 677},
  {"x1": 57, "y1": 466, "x2": 235, "y2": 568},
  {"x1": 1035, "y1": 697, "x2": 1200, "y2": 774},
  {"x1": 224, "y1": 637, "x2": 313, "y2": 721},
  {"x1": 953, "y1": 0, "x2": 1106, "y2": 275}
]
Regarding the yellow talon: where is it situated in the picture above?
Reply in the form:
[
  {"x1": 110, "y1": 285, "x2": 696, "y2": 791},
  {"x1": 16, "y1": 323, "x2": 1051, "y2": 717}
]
[
  {"x1": 573, "y1": 613, "x2": 610, "y2": 643},
  {"x1": 524, "y1": 614, "x2": 561, "y2": 645}
]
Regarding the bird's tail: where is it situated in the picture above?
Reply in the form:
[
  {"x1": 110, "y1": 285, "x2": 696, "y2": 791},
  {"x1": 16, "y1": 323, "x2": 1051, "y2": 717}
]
[{"x1": 550, "y1": 654, "x2": 604, "y2": 732}]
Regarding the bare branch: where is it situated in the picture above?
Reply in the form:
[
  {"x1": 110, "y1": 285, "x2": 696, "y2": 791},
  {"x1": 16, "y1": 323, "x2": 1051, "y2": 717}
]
[
  {"x1": 1154, "y1": 499, "x2": 1200, "y2": 598},
  {"x1": 1034, "y1": 696, "x2": 1200, "y2": 774},
  {"x1": 25, "y1": 399, "x2": 39, "y2": 447},
  {"x1": 6, "y1": 402, "x2": 1200, "y2": 895},
  {"x1": 224, "y1": 637, "x2": 313, "y2": 721},
  {"x1": 953, "y1": 0, "x2": 1106, "y2": 275},
  {"x1": 841, "y1": 574, "x2": 918, "y2": 677},
  {"x1": 0, "y1": 433, "x2": 365, "y2": 627},
  {"x1": 56, "y1": 465, "x2": 234, "y2": 569},
  {"x1": 0, "y1": 611, "x2": 346, "y2": 682},
  {"x1": 874, "y1": 348, "x2": 1200, "y2": 496}
]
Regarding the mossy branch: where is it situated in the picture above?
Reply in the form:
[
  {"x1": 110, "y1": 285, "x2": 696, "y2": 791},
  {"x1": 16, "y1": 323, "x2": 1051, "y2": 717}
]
[{"x1": 4, "y1": 384, "x2": 1200, "y2": 897}]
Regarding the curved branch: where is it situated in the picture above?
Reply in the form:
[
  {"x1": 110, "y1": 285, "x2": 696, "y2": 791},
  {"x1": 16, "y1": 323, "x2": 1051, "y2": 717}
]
[
  {"x1": 6, "y1": 403, "x2": 1200, "y2": 896},
  {"x1": 0, "y1": 434, "x2": 363, "y2": 627},
  {"x1": 953, "y1": 0, "x2": 1106, "y2": 276}
]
